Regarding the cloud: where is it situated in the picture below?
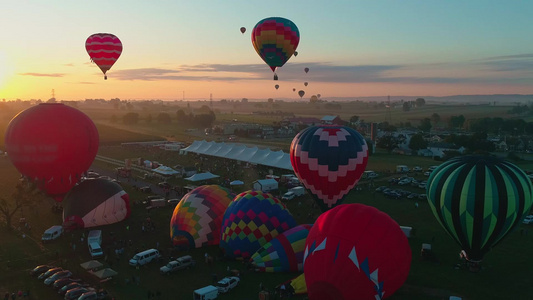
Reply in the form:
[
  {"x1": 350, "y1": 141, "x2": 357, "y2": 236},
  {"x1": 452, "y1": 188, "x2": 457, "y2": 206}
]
[
  {"x1": 19, "y1": 73, "x2": 65, "y2": 77},
  {"x1": 484, "y1": 53, "x2": 533, "y2": 60},
  {"x1": 77, "y1": 81, "x2": 95, "y2": 84},
  {"x1": 63, "y1": 63, "x2": 74, "y2": 67}
]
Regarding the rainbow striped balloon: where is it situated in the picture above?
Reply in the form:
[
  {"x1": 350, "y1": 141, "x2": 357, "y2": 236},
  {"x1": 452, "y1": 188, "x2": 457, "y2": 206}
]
[
  {"x1": 252, "y1": 17, "x2": 300, "y2": 73},
  {"x1": 85, "y1": 33, "x2": 122, "y2": 79}
]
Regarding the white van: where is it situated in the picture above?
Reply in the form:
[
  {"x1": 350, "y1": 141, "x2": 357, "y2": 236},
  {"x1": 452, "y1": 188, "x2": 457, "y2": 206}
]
[
  {"x1": 193, "y1": 285, "x2": 219, "y2": 300},
  {"x1": 88, "y1": 242, "x2": 103, "y2": 258},
  {"x1": 129, "y1": 249, "x2": 161, "y2": 266},
  {"x1": 42, "y1": 225, "x2": 63, "y2": 243}
]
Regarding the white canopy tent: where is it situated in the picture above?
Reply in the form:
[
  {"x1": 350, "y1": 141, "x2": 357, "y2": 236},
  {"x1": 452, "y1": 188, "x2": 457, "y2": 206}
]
[{"x1": 185, "y1": 172, "x2": 220, "y2": 182}]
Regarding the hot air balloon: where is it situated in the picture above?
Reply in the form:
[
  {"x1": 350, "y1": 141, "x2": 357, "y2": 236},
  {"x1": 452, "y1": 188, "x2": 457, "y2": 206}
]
[
  {"x1": 4, "y1": 103, "x2": 99, "y2": 202},
  {"x1": 170, "y1": 185, "x2": 235, "y2": 249},
  {"x1": 251, "y1": 17, "x2": 300, "y2": 81},
  {"x1": 426, "y1": 155, "x2": 533, "y2": 268},
  {"x1": 220, "y1": 190, "x2": 297, "y2": 259},
  {"x1": 251, "y1": 224, "x2": 312, "y2": 272},
  {"x1": 304, "y1": 204, "x2": 411, "y2": 300},
  {"x1": 317, "y1": 94, "x2": 321, "y2": 98},
  {"x1": 290, "y1": 125, "x2": 368, "y2": 211},
  {"x1": 85, "y1": 33, "x2": 122, "y2": 80},
  {"x1": 62, "y1": 178, "x2": 130, "y2": 229},
  {"x1": 304, "y1": 82, "x2": 308, "y2": 87},
  {"x1": 293, "y1": 88, "x2": 296, "y2": 92},
  {"x1": 275, "y1": 84, "x2": 280, "y2": 90},
  {"x1": 294, "y1": 51, "x2": 299, "y2": 57},
  {"x1": 304, "y1": 67, "x2": 309, "y2": 73},
  {"x1": 298, "y1": 90, "x2": 305, "y2": 99},
  {"x1": 240, "y1": 27, "x2": 246, "y2": 34}
]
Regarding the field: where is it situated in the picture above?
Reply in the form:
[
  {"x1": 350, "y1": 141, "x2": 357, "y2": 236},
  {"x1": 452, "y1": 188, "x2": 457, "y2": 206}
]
[{"x1": 1, "y1": 102, "x2": 533, "y2": 300}]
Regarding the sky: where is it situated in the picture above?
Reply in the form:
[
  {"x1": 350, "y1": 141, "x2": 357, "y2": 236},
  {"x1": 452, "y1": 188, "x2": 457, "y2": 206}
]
[{"x1": 0, "y1": 0, "x2": 532, "y2": 101}]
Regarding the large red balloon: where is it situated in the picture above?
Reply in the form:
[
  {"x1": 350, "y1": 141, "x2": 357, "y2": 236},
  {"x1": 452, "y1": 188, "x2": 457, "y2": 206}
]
[
  {"x1": 304, "y1": 204, "x2": 411, "y2": 300},
  {"x1": 4, "y1": 103, "x2": 99, "y2": 201}
]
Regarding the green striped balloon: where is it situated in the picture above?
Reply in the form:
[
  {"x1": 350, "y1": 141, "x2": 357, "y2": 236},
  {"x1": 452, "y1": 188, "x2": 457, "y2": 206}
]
[{"x1": 426, "y1": 155, "x2": 533, "y2": 262}]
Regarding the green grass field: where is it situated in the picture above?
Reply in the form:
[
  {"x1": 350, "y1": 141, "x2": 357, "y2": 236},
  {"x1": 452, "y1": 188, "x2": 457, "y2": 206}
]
[{"x1": 1, "y1": 102, "x2": 533, "y2": 299}]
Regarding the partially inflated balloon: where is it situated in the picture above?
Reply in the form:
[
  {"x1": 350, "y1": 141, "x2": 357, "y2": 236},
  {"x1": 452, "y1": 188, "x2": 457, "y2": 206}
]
[
  {"x1": 85, "y1": 33, "x2": 122, "y2": 80},
  {"x1": 5, "y1": 103, "x2": 99, "y2": 202},
  {"x1": 290, "y1": 125, "x2": 368, "y2": 211},
  {"x1": 240, "y1": 27, "x2": 246, "y2": 34},
  {"x1": 171, "y1": 185, "x2": 235, "y2": 248},
  {"x1": 252, "y1": 17, "x2": 300, "y2": 80},
  {"x1": 304, "y1": 204, "x2": 411, "y2": 300},
  {"x1": 220, "y1": 190, "x2": 297, "y2": 259},
  {"x1": 427, "y1": 155, "x2": 533, "y2": 263}
]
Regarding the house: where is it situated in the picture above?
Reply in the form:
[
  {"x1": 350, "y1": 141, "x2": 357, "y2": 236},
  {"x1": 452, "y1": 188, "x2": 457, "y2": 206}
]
[
  {"x1": 427, "y1": 142, "x2": 465, "y2": 158},
  {"x1": 321, "y1": 115, "x2": 343, "y2": 125},
  {"x1": 281, "y1": 117, "x2": 321, "y2": 128}
]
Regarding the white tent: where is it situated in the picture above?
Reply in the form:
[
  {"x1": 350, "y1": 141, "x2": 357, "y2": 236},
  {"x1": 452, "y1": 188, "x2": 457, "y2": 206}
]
[
  {"x1": 153, "y1": 165, "x2": 180, "y2": 176},
  {"x1": 185, "y1": 172, "x2": 220, "y2": 182}
]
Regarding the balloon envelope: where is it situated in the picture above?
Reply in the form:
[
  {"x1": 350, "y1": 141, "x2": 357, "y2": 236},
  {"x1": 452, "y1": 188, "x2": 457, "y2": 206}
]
[
  {"x1": 240, "y1": 27, "x2": 246, "y2": 34},
  {"x1": 426, "y1": 155, "x2": 533, "y2": 262},
  {"x1": 304, "y1": 68, "x2": 309, "y2": 73},
  {"x1": 298, "y1": 90, "x2": 305, "y2": 98},
  {"x1": 62, "y1": 178, "x2": 130, "y2": 229},
  {"x1": 4, "y1": 103, "x2": 99, "y2": 201},
  {"x1": 304, "y1": 204, "x2": 411, "y2": 300},
  {"x1": 220, "y1": 190, "x2": 297, "y2": 259},
  {"x1": 290, "y1": 125, "x2": 368, "y2": 211},
  {"x1": 251, "y1": 224, "x2": 312, "y2": 272},
  {"x1": 251, "y1": 17, "x2": 300, "y2": 73},
  {"x1": 85, "y1": 33, "x2": 122, "y2": 79},
  {"x1": 275, "y1": 84, "x2": 279, "y2": 90},
  {"x1": 304, "y1": 82, "x2": 308, "y2": 87},
  {"x1": 171, "y1": 185, "x2": 235, "y2": 248}
]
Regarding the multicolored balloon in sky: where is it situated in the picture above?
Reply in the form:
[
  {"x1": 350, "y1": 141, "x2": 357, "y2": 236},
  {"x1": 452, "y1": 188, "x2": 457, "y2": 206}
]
[
  {"x1": 85, "y1": 33, "x2": 122, "y2": 80},
  {"x1": 251, "y1": 17, "x2": 300, "y2": 80},
  {"x1": 220, "y1": 190, "x2": 297, "y2": 259},
  {"x1": 290, "y1": 125, "x2": 368, "y2": 211},
  {"x1": 170, "y1": 185, "x2": 235, "y2": 249},
  {"x1": 4, "y1": 103, "x2": 99, "y2": 202},
  {"x1": 304, "y1": 204, "x2": 411, "y2": 300},
  {"x1": 427, "y1": 155, "x2": 533, "y2": 263}
]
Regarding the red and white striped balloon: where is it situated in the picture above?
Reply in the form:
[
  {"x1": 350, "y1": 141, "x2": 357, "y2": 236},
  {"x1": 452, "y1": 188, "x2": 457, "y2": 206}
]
[{"x1": 85, "y1": 33, "x2": 122, "y2": 80}]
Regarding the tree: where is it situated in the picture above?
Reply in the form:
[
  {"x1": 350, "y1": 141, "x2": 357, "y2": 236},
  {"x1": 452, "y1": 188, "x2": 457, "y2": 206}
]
[
  {"x1": 402, "y1": 102, "x2": 411, "y2": 112},
  {"x1": 408, "y1": 134, "x2": 428, "y2": 151},
  {"x1": 0, "y1": 182, "x2": 39, "y2": 230},
  {"x1": 449, "y1": 115, "x2": 465, "y2": 129},
  {"x1": 431, "y1": 113, "x2": 441, "y2": 126},
  {"x1": 145, "y1": 114, "x2": 152, "y2": 123},
  {"x1": 349, "y1": 115, "x2": 360, "y2": 124},
  {"x1": 176, "y1": 109, "x2": 187, "y2": 122},
  {"x1": 418, "y1": 118, "x2": 432, "y2": 132},
  {"x1": 415, "y1": 98, "x2": 426, "y2": 107},
  {"x1": 377, "y1": 135, "x2": 402, "y2": 153}
]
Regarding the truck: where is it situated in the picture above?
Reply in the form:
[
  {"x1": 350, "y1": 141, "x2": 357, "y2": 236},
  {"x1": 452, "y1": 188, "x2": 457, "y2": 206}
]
[
  {"x1": 281, "y1": 186, "x2": 306, "y2": 201},
  {"x1": 193, "y1": 285, "x2": 219, "y2": 300},
  {"x1": 396, "y1": 165, "x2": 409, "y2": 173},
  {"x1": 42, "y1": 225, "x2": 63, "y2": 243},
  {"x1": 252, "y1": 179, "x2": 278, "y2": 193},
  {"x1": 160, "y1": 255, "x2": 196, "y2": 274},
  {"x1": 87, "y1": 230, "x2": 103, "y2": 258}
]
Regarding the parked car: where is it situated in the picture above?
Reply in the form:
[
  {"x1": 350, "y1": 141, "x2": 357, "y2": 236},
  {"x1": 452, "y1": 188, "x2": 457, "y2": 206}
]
[
  {"x1": 413, "y1": 166, "x2": 423, "y2": 172},
  {"x1": 44, "y1": 270, "x2": 72, "y2": 286},
  {"x1": 78, "y1": 290, "x2": 108, "y2": 300},
  {"x1": 418, "y1": 181, "x2": 427, "y2": 189},
  {"x1": 30, "y1": 265, "x2": 54, "y2": 277},
  {"x1": 139, "y1": 186, "x2": 152, "y2": 193},
  {"x1": 158, "y1": 182, "x2": 171, "y2": 189},
  {"x1": 64, "y1": 287, "x2": 91, "y2": 300},
  {"x1": 424, "y1": 171, "x2": 432, "y2": 176},
  {"x1": 418, "y1": 194, "x2": 428, "y2": 200},
  {"x1": 216, "y1": 276, "x2": 240, "y2": 293},
  {"x1": 53, "y1": 278, "x2": 81, "y2": 290},
  {"x1": 38, "y1": 267, "x2": 63, "y2": 280},
  {"x1": 59, "y1": 282, "x2": 87, "y2": 296},
  {"x1": 407, "y1": 193, "x2": 418, "y2": 199},
  {"x1": 523, "y1": 215, "x2": 533, "y2": 224},
  {"x1": 375, "y1": 186, "x2": 387, "y2": 192},
  {"x1": 167, "y1": 199, "x2": 180, "y2": 206},
  {"x1": 160, "y1": 255, "x2": 196, "y2": 274}
]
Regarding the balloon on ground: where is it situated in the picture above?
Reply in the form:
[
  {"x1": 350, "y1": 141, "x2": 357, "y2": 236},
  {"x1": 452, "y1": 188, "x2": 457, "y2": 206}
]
[
  {"x1": 85, "y1": 33, "x2": 123, "y2": 80},
  {"x1": 304, "y1": 204, "x2": 411, "y2": 300},
  {"x1": 220, "y1": 190, "x2": 297, "y2": 259},
  {"x1": 171, "y1": 185, "x2": 235, "y2": 249},
  {"x1": 426, "y1": 155, "x2": 533, "y2": 263},
  {"x1": 4, "y1": 103, "x2": 99, "y2": 202},
  {"x1": 251, "y1": 224, "x2": 312, "y2": 272},
  {"x1": 290, "y1": 125, "x2": 368, "y2": 211},
  {"x1": 62, "y1": 178, "x2": 130, "y2": 229}
]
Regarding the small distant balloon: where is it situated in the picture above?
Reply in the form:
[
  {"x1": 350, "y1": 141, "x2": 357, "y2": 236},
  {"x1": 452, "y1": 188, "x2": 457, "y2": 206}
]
[
  {"x1": 294, "y1": 51, "x2": 298, "y2": 56},
  {"x1": 317, "y1": 94, "x2": 321, "y2": 98},
  {"x1": 304, "y1": 67, "x2": 309, "y2": 73},
  {"x1": 275, "y1": 84, "x2": 280, "y2": 90},
  {"x1": 298, "y1": 90, "x2": 305, "y2": 99},
  {"x1": 304, "y1": 82, "x2": 308, "y2": 87},
  {"x1": 293, "y1": 88, "x2": 296, "y2": 92},
  {"x1": 240, "y1": 27, "x2": 246, "y2": 34}
]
